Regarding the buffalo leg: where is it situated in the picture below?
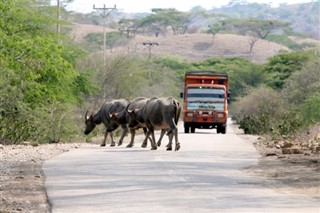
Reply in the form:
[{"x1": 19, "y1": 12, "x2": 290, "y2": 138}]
[
  {"x1": 100, "y1": 131, "x2": 108, "y2": 147},
  {"x1": 118, "y1": 124, "x2": 128, "y2": 146},
  {"x1": 141, "y1": 129, "x2": 150, "y2": 148},
  {"x1": 141, "y1": 127, "x2": 149, "y2": 148},
  {"x1": 166, "y1": 132, "x2": 173, "y2": 151},
  {"x1": 126, "y1": 128, "x2": 135, "y2": 148},
  {"x1": 174, "y1": 128, "x2": 180, "y2": 151},
  {"x1": 157, "y1": 129, "x2": 166, "y2": 147},
  {"x1": 109, "y1": 132, "x2": 116, "y2": 147},
  {"x1": 149, "y1": 129, "x2": 158, "y2": 150}
]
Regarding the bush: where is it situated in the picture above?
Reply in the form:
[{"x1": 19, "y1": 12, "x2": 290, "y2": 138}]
[
  {"x1": 265, "y1": 34, "x2": 314, "y2": 50},
  {"x1": 232, "y1": 86, "x2": 283, "y2": 134},
  {"x1": 299, "y1": 92, "x2": 320, "y2": 125},
  {"x1": 231, "y1": 86, "x2": 303, "y2": 135},
  {"x1": 282, "y1": 55, "x2": 320, "y2": 105}
]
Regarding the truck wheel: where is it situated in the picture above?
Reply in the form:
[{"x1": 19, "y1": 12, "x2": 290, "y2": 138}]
[
  {"x1": 216, "y1": 125, "x2": 221, "y2": 134},
  {"x1": 221, "y1": 125, "x2": 227, "y2": 134},
  {"x1": 191, "y1": 126, "x2": 195, "y2": 133},
  {"x1": 184, "y1": 123, "x2": 190, "y2": 133}
]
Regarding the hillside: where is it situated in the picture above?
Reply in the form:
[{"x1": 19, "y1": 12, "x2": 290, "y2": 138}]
[
  {"x1": 72, "y1": 23, "x2": 290, "y2": 63},
  {"x1": 210, "y1": 2, "x2": 319, "y2": 39},
  {"x1": 113, "y1": 33, "x2": 289, "y2": 63}
]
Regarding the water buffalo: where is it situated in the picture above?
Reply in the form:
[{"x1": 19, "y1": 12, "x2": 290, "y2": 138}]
[
  {"x1": 84, "y1": 99, "x2": 130, "y2": 147},
  {"x1": 124, "y1": 97, "x2": 166, "y2": 148},
  {"x1": 128, "y1": 97, "x2": 181, "y2": 151}
]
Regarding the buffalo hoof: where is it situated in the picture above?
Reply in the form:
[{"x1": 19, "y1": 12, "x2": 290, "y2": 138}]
[
  {"x1": 117, "y1": 142, "x2": 122, "y2": 146},
  {"x1": 166, "y1": 146, "x2": 172, "y2": 151},
  {"x1": 157, "y1": 142, "x2": 161, "y2": 147},
  {"x1": 151, "y1": 146, "x2": 157, "y2": 150},
  {"x1": 175, "y1": 143, "x2": 181, "y2": 151},
  {"x1": 100, "y1": 143, "x2": 106, "y2": 147},
  {"x1": 126, "y1": 144, "x2": 133, "y2": 148},
  {"x1": 141, "y1": 143, "x2": 147, "y2": 148},
  {"x1": 110, "y1": 143, "x2": 116, "y2": 147}
]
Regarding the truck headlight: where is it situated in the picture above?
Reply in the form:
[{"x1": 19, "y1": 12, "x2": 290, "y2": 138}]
[
  {"x1": 217, "y1": 113, "x2": 224, "y2": 118},
  {"x1": 187, "y1": 112, "x2": 194, "y2": 117}
]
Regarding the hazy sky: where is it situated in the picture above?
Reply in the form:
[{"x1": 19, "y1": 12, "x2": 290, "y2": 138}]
[{"x1": 61, "y1": 0, "x2": 314, "y2": 13}]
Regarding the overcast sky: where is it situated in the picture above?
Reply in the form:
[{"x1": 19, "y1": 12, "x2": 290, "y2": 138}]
[{"x1": 60, "y1": 0, "x2": 314, "y2": 13}]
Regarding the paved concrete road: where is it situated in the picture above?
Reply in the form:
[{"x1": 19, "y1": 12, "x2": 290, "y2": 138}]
[{"x1": 44, "y1": 122, "x2": 320, "y2": 213}]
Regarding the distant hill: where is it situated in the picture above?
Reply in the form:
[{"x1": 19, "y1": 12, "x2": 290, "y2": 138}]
[{"x1": 209, "y1": 2, "x2": 319, "y2": 39}]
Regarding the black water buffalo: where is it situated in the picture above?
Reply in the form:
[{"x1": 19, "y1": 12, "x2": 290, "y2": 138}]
[
  {"x1": 84, "y1": 99, "x2": 130, "y2": 147},
  {"x1": 128, "y1": 97, "x2": 181, "y2": 151},
  {"x1": 124, "y1": 97, "x2": 166, "y2": 148}
]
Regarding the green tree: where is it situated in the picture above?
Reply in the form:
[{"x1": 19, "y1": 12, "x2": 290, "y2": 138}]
[
  {"x1": 264, "y1": 49, "x2": 316, "y2": 89},
  {"x1": 140, "y1": 9, "x2": 207, "y2": 35}
]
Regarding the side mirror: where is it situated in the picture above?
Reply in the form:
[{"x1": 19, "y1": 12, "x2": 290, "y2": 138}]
[{"x1": 180, "y1": 92, "x2": 184, "y2": 98}]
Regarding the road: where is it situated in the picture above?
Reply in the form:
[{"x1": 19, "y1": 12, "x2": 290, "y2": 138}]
[{"x1": 43, "y1": 121, "x2": 320, "y2": 213}]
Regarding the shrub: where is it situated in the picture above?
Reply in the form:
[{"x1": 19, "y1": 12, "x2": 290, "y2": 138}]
[
  {"x1": 231, "y1": 86, "x2": 303, "y2": 135},
  {"x1": 299, "y1": 92, "x2": 320, "y2": 125}
]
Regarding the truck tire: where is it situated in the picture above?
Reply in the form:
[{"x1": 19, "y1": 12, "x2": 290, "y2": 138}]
[
  {"x1": 221, "y1": 124, "x2": 227, "y2": 134},
  {"x1": 184, "y1": 123, "x2": 190, "y2": 133},
  {"x1": 191, "y1": 126, "x2": 195, "y2": 133},
  {"x1": 217, "y1": 124, "x2": 226, "y2": 134},
  {"x1": 216, "y1": 126, "x2": 221, "y2": 134}
]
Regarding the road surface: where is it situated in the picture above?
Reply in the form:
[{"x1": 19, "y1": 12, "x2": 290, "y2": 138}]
[{"x1": 43, "y1": 121, "x2": 320, "y2": 213}]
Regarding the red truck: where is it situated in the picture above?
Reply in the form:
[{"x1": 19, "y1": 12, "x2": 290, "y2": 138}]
[{"x1": 180, "y1": 71, "x2": 229, "y2": 134}]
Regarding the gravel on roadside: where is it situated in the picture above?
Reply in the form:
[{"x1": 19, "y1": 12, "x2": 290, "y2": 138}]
[{"x1": 0, "y1": 143, "x2": 91, "y2": 213}]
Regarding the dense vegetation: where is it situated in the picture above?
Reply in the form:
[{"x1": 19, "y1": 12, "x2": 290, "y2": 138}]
[
  {"x1": 232, "y1": 50, "x2": 320, "y2": 136},
  {"x1": 0, "y1": 0, "x2": 319, "y2": 144},
  {"x1": 0, "y1": 0, "x2": 91, "y2": 143}
]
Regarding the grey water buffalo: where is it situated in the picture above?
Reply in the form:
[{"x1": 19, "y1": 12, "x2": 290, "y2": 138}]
[
  {"x1": 109, "y1": 97, "x2": 165, "y2": 148},
  {"x1": 128, "y1": 97, "x2": 181, "y2": 151},
  {"x1": 84, "y1": 99, "x2": 130, "y2": 147},
  {"x1": 124, "y1": 97, "x2": 166, "y2": 148}
]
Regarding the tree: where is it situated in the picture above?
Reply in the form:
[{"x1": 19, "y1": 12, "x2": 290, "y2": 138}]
[
  {"x1": 206, "y1": 19, "x2": 225, "y2": 44},
  {"x1": 139, "y1": 9, "x2": 207, "y2": 35},
  {"x1": 264, "y1": 49, "x2": 316, "y2": 89},
  {"x1": 226, "y1": 18, "x2": 290, "y2": 53}
]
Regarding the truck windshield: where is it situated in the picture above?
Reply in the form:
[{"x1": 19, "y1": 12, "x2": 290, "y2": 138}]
[{"x1": 187, "y1": 87, "x2": 225, "y2": 110}]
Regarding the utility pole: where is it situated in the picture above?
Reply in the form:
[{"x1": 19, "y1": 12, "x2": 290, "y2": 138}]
[
  {"x1": 93, "y1": 4, "x2": 117, "y2": 66},
  {"x1": 57, "y1": 0, "x2": 61, "y2": 34},
  {"x1": 143, "y1": 42, "x2": 159, "y2": 62},
  {"x1": 143, "y1": 42, "x2": 159, "y2": 81},
  {"x1": 119, "y1": 27, "x2": 137, "y2": 39}
]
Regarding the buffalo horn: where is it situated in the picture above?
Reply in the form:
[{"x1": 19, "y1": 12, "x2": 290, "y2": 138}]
[{"x1": 85, "y1": 110, "x2": 89, "y2": 120}]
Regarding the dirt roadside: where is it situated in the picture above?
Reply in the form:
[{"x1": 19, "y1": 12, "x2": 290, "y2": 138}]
[
  {"x1": 0, "y1": 143, "x2": 91, "y2": 213},
  {"x1": 0, "y1": 131, "x2": 319, "y2": 212}
]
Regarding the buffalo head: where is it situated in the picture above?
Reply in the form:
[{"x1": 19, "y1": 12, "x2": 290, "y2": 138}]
[{"x1": 84, "y1": 110, "x2": 96, "y2": 135}]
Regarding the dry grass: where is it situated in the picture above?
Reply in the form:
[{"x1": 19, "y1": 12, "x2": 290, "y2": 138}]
[
  {"x1": 71, "y1": 23, "x2": 291, "y2": 63},
  {"x1": 70, "y1": 23, "x2": 117, "y2": 42}
]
